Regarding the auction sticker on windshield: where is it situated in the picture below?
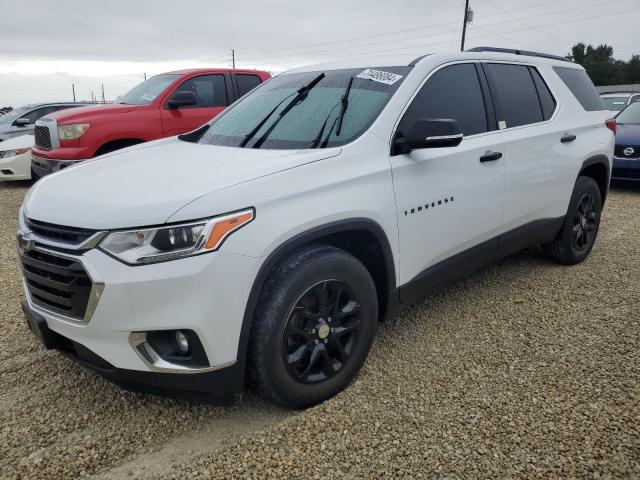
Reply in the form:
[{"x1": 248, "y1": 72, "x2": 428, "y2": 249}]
[{"x1": 356, "y1": 69, "x2": 403, "y2": 85}]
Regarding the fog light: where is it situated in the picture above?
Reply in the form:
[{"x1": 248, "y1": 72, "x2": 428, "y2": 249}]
[{"x1": 176, "y1": 330, "x2": 190, "y2": 354}]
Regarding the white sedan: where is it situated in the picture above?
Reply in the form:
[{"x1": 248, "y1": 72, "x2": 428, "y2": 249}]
[{"x1": 0, "y1": 134, "x2": 34, "y2": 181}]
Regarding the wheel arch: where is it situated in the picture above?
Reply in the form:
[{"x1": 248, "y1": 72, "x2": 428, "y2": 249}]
[
  {"x1": 579, "y1": 155, "x2": 610, "y2": 204},
  {"x1": 236, "y1": 218, "x2": 397, "y2": 362},
  {"x1": 93, "y1": 138, "x2": 146, "y2": 157}
]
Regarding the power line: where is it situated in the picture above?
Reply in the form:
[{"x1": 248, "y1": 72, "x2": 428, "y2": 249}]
[
  {"x1": 243, "y1": 0, "x2": 562, "y2": 58},
  {"x1": 471, "y1": 22, "x2": 531, "y2": 50},
  {"x1": 246, "y1": 4, "x2": 640, "y2": 68},
  {"x1": 478, "y1": 0, "x2": 557, "y2": 42},
  {"x1": 241, "y1": 24, "x2": 461, "y2": 62},
  {"x1": 240, "y1": 0, "x2": 629, "y2": 63}
]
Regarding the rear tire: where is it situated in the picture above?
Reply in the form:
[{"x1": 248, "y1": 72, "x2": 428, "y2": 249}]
[
  {"x1": 248, "y1": 245, "x2": 378, "y2": 409},
  {"x1": 542, "y1": 175, "x2": 602, "y2": 265}
]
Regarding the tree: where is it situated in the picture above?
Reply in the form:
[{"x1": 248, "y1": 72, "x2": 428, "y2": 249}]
[{"x1": 567, "y1": 43, "x2": 640, "y2": 86}]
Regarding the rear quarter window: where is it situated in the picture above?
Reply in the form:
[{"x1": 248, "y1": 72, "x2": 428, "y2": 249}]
[{"x1": 553, "y1": 67, "x2": 605, "y2": 111}]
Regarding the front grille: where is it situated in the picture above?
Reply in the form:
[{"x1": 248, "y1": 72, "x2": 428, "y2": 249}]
[
  {"x1": 34, "y1": 126, "x2": 52, "y2": 150},
  {"x1": 615, "y1": 145, "x2": 640, "y2": 159},
  {"x1": 26, "y1": 218, "x2": 97, "y2": 246},
  {"x1": 20, "y1": 249, "x2": 92, "y2": 321}
]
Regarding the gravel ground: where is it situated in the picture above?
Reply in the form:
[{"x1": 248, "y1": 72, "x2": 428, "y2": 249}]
[{"x1": 1, "y1": 180, "x2": 638, "y2": 479}]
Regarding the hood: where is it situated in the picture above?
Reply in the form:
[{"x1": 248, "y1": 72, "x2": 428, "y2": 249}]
[
  {"x1": 48, "y1": 104, "x2": 139, "y2": 123},
  {"x1": 24, "y1": 139, "x2": 341, "y2": 229},
  {"x1": 615, "y1": 123, "x2": 640, "y2": 145},
  {"x1": 0, "y1": 134, "x2": 34, "y2": 150}
]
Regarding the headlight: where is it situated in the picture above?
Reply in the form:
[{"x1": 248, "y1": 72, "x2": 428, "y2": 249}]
[
  {"x1": 58, "y1": 124, "x2": 90, "y2": 140},
  {"x1": 0, "y1": 147, "x2": 30, "y2": 159},
  {"x1": 99, "y1": 209, "x2": 254, "y2": 265}
]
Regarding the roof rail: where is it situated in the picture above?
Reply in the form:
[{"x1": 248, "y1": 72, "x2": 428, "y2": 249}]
[{"x1": 466, "y1": 46, "x2": 571, "y2": 63}]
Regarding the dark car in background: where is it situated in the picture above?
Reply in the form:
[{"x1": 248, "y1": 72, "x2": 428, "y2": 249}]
[
  {"x1": 612, "y1": 102, "x2": 640, "y2": 181},
  {"x1": 0, "y1": 102, "x2": 91, "y2": 142}
]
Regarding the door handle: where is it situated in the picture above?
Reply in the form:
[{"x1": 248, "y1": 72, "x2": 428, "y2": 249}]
[
  {"x1": 479, "y1": 151, "x2": 503, "y2": 162},
  {"x1": 561, "y1": 134, "x2": 577, "y2": 143}
]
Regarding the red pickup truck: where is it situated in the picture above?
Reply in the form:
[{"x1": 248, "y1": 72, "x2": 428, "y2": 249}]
[{"x1": 31, "y1": 68, "x2": 271, "y2": 177}]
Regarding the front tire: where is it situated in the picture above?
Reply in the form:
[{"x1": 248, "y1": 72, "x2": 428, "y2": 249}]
[
  {"x1": 543, "y1": 175, "x2": 602, "y2": 265},
  {"x1": 248, "y1": 245, "x2": 378, "y2": 409}
]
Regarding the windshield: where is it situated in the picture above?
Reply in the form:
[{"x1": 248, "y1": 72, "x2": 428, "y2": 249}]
[
  {"x1": 616, "y1": 102, "x2": 640, "y2": 124},
  {"x1": 198, "y1": 67, "x2": 410, "y2": 149},
  {"x1": 118, "y1": 74, "x2": 179, "y2": 105},
  {"x1": 601, "y1": 95, "x2": 628, "y2": 111},
  {"x1": 0, "y1": 106, "x2": 31, "y2": 124}
]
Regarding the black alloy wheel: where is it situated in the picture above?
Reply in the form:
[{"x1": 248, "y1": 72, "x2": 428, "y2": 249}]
[
  {"x1": 542, "y1": 175, "x2": 602, "y2": 265},
  {"x1": 248, "y1": 245, "x2": 378, "y2": 409},
  {"x1": 572, "y1": 192, "x2": 597, "y2": 251},
  {"x1": 282, "y1": 280, "x2": 361, "y2": 384}
]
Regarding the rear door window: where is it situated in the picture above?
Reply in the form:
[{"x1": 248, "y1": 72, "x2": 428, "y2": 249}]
[
  {"x1": 235, "y1": 74, "x2": 262, "y2": 97},
  {"x1": 484, "y1": 63, "x2": 543, "y2": 128},
  {"x1": 53, "y1": 105, "x2": 79, "y2": 113},
  {"x1": 21, "y1": 106, "x2": 56, "y2": 124},
  {"x1": 175, "y1": 74, "x2": 228, "y2": 107},
  {"x1": 553, "y1": 67, "x2": 605, "y2": 111},
  {"x1": 397, "y1": 63, "x2": 488, "y2": 137}
]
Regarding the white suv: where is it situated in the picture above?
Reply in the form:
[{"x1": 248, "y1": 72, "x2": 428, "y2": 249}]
[{"x1": 18, "y1": 48, "x2": 614, "y2": 408}]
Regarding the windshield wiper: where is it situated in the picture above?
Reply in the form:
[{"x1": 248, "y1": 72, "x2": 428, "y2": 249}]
[
  {"x1": 335, "y1": 76, "x2": 354, "y2": 136},
  {"x1": 310, "y1": 76, "x2": 354, "y2": 149},
  {"x1": 242, "y1": 72, "x2": 325, "y2": 149},
  {"x1": 309, "y1": 103, "x2": 340, "y2": 149}
]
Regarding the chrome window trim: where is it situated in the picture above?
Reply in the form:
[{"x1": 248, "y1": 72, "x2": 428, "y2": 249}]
[{"x1": 389, "y1": 59, "x2": 561, "y2": 149}]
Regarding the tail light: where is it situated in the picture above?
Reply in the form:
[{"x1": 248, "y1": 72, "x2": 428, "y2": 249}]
[{"x1": 605, "y1": 118, "x2": 616, "y2": 135}]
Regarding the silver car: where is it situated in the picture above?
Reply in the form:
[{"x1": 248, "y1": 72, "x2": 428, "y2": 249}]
[
  {"x1": 0, "y1": 103, "x2": 91, "y2": 142},
  {"x1": 600, "y1": 92, "x2": 640, "y2": 114}
]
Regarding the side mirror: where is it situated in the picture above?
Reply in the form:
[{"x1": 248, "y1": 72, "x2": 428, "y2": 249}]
[
  {"x1": 393, "y1": 119, "x2": 463, "y2": 154},
  {"x1": 167, "y1": 91, "x2": 197, "y2": 109},
  {"x1": 14, "y1": 118, "x2": 30, "y2": 127}
]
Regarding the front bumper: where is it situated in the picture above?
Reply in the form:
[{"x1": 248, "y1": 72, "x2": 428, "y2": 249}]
[
  {"x1": 20, "y1": 243, "x2": 261, "y2": 399},
  {"x1": 612, "y1": 156, "x2": 640, "y2": 181},
  {"x1": 31, "y1": 153, "x2": 84, "y2": 178},
  {"x1": 0, "y1": 151, "x2": 31, "y2": 181},
  {"x1": 22, "y1": 300, "x2": 244, "y2": 402}
]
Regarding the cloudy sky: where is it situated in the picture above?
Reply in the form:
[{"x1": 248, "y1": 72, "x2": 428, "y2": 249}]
[{"x1": 1, "y1": 0, "x2": 639, "y2": 106}]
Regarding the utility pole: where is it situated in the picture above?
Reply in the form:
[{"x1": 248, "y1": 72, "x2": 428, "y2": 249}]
[
  {"x1": 72, "y1": 83, "x2": 76, "y2": 102},
  {"x1": 460, "y1": 0, "x2": 472, "y2": 51},
  {"x1": 101, "y1": 84, "x2": 105, "y2": 103},
  {"x1": 91, "y1": 91, "x2": 95, "y2": 103},
  {"x1": 230, "y1": 49, "x2": 236, "y2": 69}
]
